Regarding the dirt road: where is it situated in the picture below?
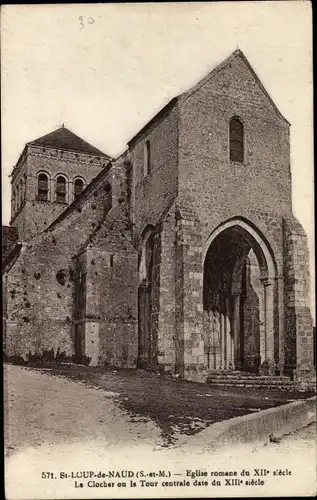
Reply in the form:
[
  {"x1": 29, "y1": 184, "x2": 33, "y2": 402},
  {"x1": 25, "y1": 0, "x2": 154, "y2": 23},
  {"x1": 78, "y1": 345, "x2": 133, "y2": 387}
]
[
  {"x1": 4, "y1": 364, "x2": 161, "y2": 455},
  {"x1": 5, "y1": 364, "x2": 316, "y2": 499}
]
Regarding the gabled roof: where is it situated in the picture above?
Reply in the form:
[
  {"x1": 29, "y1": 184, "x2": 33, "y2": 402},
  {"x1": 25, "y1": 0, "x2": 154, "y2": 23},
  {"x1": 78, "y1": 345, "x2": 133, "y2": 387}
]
[
  {"x1": 128, "y1": 98, "x2": 178, "y2": 145},
  {"x1": 28, "y1": 126, "x2": 110, "y2": 158},
  {"x1": 128, "y1": 49, "x2": 289, "y2": 144},
  {"x1": 181, "y1": 49, "x2": 290, "y2": 125}
]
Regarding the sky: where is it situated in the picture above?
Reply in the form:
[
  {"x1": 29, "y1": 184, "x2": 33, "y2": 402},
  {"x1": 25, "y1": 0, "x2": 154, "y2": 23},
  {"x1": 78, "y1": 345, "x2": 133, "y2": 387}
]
[{"x1": 1, "y1": 2, "x2": 314, "y2": 316}]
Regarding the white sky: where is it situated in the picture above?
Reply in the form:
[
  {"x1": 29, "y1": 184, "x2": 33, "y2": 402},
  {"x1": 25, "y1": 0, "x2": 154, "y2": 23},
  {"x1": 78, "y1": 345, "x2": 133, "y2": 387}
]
[{"x1": 1, "y1": 2, "x2": 314, "y2": 318}]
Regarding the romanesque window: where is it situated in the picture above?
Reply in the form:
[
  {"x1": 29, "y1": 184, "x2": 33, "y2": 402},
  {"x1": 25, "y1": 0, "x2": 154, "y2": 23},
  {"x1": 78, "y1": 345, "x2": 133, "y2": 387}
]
[
  {"x1": 55, "y1": 175, "x2": 67, "y2": 203},
  {"x1": 144, "y1": 140, "x2": 151, "y2": 176},
  {"x1": 24, "y1": 174, "x2": 27, "y2": 200},
  {"x1": 16, "y1": 185, "x2": 20, "y2": 210},
  {"x1": 12, "y1": 191, "x2": 15, "y2": 214},
  {"x1": 74, "y1": 178, "x2": 85, "y2": 200},
  {"x1": 138, "y1": 226, "x2": 155, "y2": 284},
  {"x1": 20, "y1": 179, "x2": 24, "y2": 204},
  {"x1": 37, "y1": 173, "x2": 49, "y2": 201},
  {"x1": 13, "y1": 189, "x2": 17, "y2": 213},
  {"x1": 229, "y1": 117, "x2": 244, "y2": 163},
  {"x1": 145, "y1": 233, "x2": 154, "y2": 277},
  {"x1": 104, "y1": 182, "x2": 112, "y2": 212}
]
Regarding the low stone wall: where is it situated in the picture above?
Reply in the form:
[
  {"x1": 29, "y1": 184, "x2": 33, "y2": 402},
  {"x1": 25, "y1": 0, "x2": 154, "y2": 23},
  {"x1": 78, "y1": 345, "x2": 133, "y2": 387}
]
[{"x1": 183, "y1": 396, "x2": 316, "y2": 451}]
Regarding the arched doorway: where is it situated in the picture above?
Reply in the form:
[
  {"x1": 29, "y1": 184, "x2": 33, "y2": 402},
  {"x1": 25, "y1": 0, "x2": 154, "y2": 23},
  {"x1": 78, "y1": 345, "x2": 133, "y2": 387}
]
[
  {"x1": 137, "y1": 227, "x2": 155, "y2": 369},
  {"x1": 203, "y1": 218, "x2": 277, "y2": 374}
]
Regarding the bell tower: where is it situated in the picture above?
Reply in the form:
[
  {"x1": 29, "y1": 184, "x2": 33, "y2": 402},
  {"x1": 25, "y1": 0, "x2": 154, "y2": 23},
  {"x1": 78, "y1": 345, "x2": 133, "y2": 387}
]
[
  {"x1": 10, "y1": 148, "x2": 28, "y2": 241},
  {"x1": 9, "y1": 126, "x2": 110, "y2": 241}
]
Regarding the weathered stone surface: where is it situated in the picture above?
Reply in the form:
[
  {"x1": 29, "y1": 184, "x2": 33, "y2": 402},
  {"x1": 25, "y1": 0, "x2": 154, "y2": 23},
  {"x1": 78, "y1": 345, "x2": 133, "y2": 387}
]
[
  {"x1": 2, "y1": 226, "x2": 18, "y2": 262},
  {"x1": 3, "y1": 50, "x2": 315, "y2": 390}
]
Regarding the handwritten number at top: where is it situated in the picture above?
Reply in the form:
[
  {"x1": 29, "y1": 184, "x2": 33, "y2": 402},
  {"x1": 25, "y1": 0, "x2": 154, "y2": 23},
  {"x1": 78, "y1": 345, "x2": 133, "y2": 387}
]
[{"x1": 79, "y1": 16, "x2": 95, "y2": 30}]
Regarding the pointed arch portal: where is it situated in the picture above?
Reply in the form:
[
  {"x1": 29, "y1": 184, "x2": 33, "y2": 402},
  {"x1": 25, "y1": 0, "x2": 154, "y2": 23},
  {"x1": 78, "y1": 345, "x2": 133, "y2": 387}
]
[{"x1": 203, "y1": 218, "x2": 277, "y2": 374}]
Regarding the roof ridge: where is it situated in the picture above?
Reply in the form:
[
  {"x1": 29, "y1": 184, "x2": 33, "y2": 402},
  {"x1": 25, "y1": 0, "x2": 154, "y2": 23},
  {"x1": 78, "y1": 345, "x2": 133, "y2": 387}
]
[
  {"x1": 181, "y1": 49, "x2": 289, "y2": 124},
  {"x1": 28, "y1": 126, "x2": 110, "y2": 158},
  {"x1": 181, "y1": 50, "x2": 241, "y2": 101}
]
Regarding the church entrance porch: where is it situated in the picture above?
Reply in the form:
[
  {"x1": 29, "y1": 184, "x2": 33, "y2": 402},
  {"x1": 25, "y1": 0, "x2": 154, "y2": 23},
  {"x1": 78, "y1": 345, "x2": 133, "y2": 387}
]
[{"x1": 203, "y1": 219, "x2": 277, "y2": 376}]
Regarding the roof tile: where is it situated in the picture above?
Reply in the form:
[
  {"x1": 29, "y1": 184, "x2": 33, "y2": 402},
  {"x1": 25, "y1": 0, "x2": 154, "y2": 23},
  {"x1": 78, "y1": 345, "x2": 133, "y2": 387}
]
[{"x1": 29, "y1": 127, "x2": 110, "y2": 158}]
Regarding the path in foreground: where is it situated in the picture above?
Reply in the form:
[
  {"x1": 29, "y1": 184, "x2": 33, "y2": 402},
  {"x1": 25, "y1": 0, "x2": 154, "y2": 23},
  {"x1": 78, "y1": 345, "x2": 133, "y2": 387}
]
[
  {"x1": 5, "y1": 364, "x2": 316, "y2": 499},
  {"x1": 4, "y1": 364, "x2": 161, "y2": 455},
  {"x1": 8, "y1": 361, "x2": 312, "y2": 446}
]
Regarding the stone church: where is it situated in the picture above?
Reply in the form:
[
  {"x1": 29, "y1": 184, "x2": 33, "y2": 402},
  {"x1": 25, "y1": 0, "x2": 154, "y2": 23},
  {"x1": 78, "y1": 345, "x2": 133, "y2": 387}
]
[{"x1": 3, "y1": 50, "x2": 315, "y2": 390}]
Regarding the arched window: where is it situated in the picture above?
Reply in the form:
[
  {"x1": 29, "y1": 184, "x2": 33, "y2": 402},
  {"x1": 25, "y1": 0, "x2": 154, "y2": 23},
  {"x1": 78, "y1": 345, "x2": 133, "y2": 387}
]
[
  {"x1": 144, "y1": 140, "x2": 151, "y2": 176},
  {"x1": 16, "y1": 185, "x2": 20, "y2": 210},
  {"x1": 56, "y1": 176, "x2": 67, "y2": 203},
  {"x1": 20, "y1": 179, "x2": 24, "y2": 204},
  {"x1": 104, "y1": 182, "x2": 112, "y2": 212},
  {"x1": 229, "y1": 117, "x2": 244, "y2": 163},
  {"x1": 74, "y1": 178, "x2": 85, "y2": 200},
  {"x1": 13, "y1": 190, "x2": 17, "y2": 213},
  {"x1": 37, "y1": 173, "x2": 49, "y2": 201},
  {"x1": 145, "y1": 232, "x2": 155, "y2": 277},
  {"x1": 138, "y1": 226, "x2": 155, "y2": 284},
  {"x1": 24, "y1": 174, "x2": 27, "y2": 200}
]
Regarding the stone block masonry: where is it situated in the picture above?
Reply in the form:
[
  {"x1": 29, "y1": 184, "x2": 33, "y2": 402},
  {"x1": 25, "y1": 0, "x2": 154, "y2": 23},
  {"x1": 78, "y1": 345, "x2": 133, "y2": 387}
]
[
  {"x1": 4, "y1": 155, "x2": 137, "y2": 367},
  {"x1": 10, "y1": 143, "x2": 107, "y2": 241},
  {"x1": 175, "y1": 206, "x2": 207, "y2": 382},
  {"x1": 283, "y1": 215, "x2": 315, "y2": 390},
  {"x1": 3, "y1": 50, "x2": 315, "y2": 390}
]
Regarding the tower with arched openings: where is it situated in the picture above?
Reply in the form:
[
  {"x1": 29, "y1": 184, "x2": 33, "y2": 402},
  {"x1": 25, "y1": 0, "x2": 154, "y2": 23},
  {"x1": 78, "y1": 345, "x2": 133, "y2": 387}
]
[{"x1": 9, "y1": 126, "x2": 110, "y2": 241}]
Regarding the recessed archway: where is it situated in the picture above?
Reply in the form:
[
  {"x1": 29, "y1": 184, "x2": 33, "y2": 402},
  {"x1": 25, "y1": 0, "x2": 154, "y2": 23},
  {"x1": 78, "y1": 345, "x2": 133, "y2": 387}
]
[
  {"x1": 203, "y1": 218, "x2": 277, "y2": 374},
  {"x1": 137, "y1": 225, "x2": 156, "y2": 370}
]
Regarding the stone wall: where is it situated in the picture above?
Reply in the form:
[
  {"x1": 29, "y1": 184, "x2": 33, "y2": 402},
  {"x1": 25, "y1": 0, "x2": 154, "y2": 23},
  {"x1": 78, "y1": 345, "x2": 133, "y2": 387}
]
[
  {"x1": 172, "y1": 51, "x2": 295, "y2": 379},
  {"x1": 2, "y1": 226, "x2": 19, "y2": 262},
  {"x1": 126, "y1": 103, "x2": 180, "y2": 373},
  {"x1": 156, "y1": 206, "x2": 177, "y2": 372},
  {"x1": 4, "y1": 51, "x2": 314, "y2": 390},
  {"x1": 10, "y1": 145, "x2": 107, "y2": 241},
  {"x1": 178, "y1": 51, "x2": 291, "y2": 275},
  {"x1": 242, "y1": 256, "x2": 261, "y2": 372},
  {"x1": 4, "y1": 157, "x2": 136, "y2": 366},
  {"x1": 283, "y1": 214, "x2": 315, "y2": 389},
  {"x1": 130, "y1": 103, "x2": 179, "y2": 242},
  {"x1": 76, "y1": 226, "x2": 138, "y2": 368},
  {"x1": 137, "y1": 206, "x2": 178, "y2": 373},
  {"x1": 175, "y1": 205, "x2": 207, "y2": 382}
]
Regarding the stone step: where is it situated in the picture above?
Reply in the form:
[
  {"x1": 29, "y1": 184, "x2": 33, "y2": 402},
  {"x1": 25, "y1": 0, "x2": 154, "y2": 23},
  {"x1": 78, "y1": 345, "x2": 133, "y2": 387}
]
[
  {"x1": 207, "y1": 382, "x2": 295, "y2": 391},
  {"x1": 208, "y1": 375, "x2": 290, "y2": 382},
  {"x1": 207, "y1": 378, "x2": 294, "y2": 385},
  {"x1": 207, "y1": 370, "x2": 256, "y2": 375},
  {"x1": 207, "y1": 371, "x2": 294, "y2": 390},
  {"x1": 207, "y1": 370, "x2": 271, "y2": 377}
]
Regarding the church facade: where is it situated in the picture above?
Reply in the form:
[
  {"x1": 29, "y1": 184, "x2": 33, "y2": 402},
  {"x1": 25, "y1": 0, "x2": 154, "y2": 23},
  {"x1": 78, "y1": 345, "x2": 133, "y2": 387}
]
[{"x1": 3, "y1": 50, "x2": 315, "y2": 390}]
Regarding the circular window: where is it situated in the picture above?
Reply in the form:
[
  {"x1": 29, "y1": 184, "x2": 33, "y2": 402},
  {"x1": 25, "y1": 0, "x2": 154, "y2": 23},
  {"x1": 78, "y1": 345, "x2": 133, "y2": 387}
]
[{"x1": 56, "y1": 269, "x2": 67, "y2": 286}]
